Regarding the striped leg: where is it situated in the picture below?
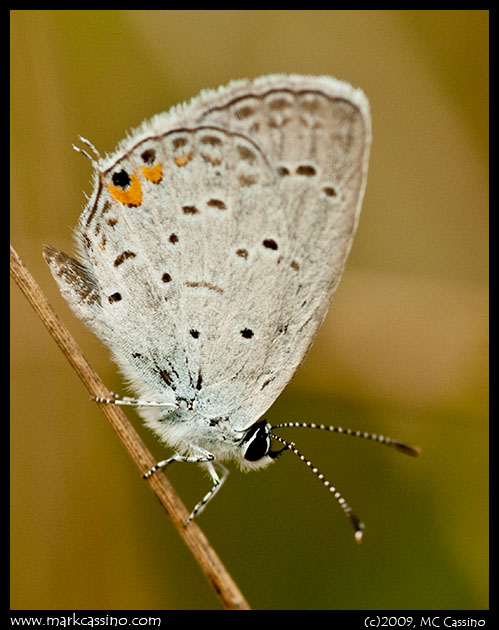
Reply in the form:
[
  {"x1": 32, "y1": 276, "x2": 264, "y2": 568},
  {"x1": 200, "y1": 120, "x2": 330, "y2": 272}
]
[
  {"x1": 92, "y1": 392, "x2": 177, "y2": 409},
  {"x1": 143, "y1": 452, "x2": 229, "y2": 524},
  {"x1": 143, "y1": 451, "x2": 215, "y2": 479},
  {"x1": 186, "y1": 462, "x2": 229, "y2": 524}
]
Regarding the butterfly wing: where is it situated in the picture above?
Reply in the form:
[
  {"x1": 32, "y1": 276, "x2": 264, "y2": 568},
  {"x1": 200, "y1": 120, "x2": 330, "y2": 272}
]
[
  {"x1": 190, "y1": 75, "x2": 371, "y2": 429},
  {"x1": 44, "y1": 75, "x2": 370, "y2": 433}
]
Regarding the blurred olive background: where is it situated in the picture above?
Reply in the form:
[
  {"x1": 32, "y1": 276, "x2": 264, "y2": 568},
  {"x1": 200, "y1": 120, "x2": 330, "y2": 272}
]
[{"x1": 11, "y1": 10, "x2": 488, "y2": 610}]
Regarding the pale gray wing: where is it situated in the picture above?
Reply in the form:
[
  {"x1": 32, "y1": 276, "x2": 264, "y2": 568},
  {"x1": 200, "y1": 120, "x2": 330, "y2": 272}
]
[
  {"x1": 190, "y1": 75, "x2": 371, "y2": 429},
  {"x1": 44, "y1": 75, "x2": 370, "y2": 431}
]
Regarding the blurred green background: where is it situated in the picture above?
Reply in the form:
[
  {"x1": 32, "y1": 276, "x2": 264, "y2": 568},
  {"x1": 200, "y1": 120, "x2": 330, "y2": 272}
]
[{"x1": 11, "y1": 10, "x2": 488, "y2": 610}]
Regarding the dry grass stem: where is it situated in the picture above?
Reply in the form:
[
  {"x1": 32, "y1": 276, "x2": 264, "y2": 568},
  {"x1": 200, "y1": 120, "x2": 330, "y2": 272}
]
[{"x1": 11, "y1": 243, "x2": 251, "y2": 610}]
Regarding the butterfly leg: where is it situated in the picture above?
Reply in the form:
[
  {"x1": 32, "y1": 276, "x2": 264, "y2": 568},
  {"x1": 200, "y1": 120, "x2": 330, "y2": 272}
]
[
  {"x1": 186, "y1": 462, "x2": 229, "y2": 524},
  {"x1": 92, "y1": 392, "x2": 177, "y2": 409},
  {"x1": 143, "y1": 449, "x2": 215, "y2": 479},
  {"x1": 143, "y1": 450, "x2": 228, "y2": 523}
]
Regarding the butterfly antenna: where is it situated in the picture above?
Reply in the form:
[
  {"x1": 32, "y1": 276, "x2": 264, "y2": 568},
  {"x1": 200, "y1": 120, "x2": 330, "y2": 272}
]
[
  {"x1": 271, "y1": 422, "x2": 421, "y2": 457},
  {"x1": 269, "y1": 432, "x2": 365, "y2": 543}
]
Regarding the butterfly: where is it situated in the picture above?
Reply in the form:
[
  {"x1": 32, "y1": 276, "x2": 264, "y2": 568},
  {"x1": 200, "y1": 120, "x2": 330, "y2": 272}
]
[{"x1": 44, "y1": 75, "x2": 418, "y2": 542}]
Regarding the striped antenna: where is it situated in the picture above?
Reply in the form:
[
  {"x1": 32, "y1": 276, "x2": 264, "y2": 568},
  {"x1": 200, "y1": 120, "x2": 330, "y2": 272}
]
[
  {"x1": 269, "y1": 432, "x2": 365, "y2": 543},
  {"x1": 271, "y1": 422, "x2": 421, "y2": 458},
  {"x1": 270, "y1": 422, "x2": 420, "y2": 541}
]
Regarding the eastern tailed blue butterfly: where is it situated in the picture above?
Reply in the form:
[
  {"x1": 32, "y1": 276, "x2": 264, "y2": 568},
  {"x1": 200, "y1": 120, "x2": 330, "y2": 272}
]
[{"x1": 44, "y1": 74, "x2": 419, "y2": 542}]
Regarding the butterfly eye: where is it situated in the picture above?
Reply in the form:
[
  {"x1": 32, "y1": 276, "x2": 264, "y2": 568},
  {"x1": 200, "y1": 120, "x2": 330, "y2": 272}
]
[{"x1": 241, "y1": 420, "x2": 271, "y2": 462}]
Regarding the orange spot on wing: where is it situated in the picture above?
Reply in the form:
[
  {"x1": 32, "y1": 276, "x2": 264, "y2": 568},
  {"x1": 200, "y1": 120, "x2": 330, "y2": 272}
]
[
  {"x1": 108, "y1": 173, "x2": 142, "y2": 207},
  {"x1": 175, "y1": 154, "x2": 193, "y2": 167},
  {"x1": 141, "y1": 163, "x2": 163, "y2": 184}
]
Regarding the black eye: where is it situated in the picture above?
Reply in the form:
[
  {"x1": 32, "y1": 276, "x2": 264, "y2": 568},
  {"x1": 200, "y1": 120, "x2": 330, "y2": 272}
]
[{"x1": 242, "y1": 420, "x2": 270, "y2": 461}]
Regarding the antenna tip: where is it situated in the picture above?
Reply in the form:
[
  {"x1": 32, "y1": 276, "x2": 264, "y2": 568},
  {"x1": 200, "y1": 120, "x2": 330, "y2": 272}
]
[
  {"x1": 351, "y1": 516, "x2": 365, "y2": 544},
  {"x1": 391, "y1": 440, "x2": 421, "y2": 457}
]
